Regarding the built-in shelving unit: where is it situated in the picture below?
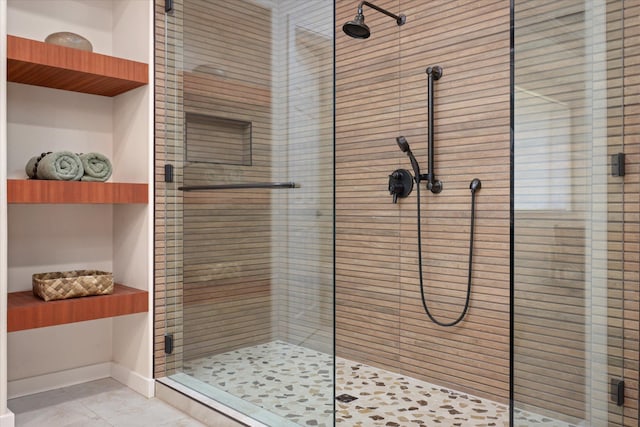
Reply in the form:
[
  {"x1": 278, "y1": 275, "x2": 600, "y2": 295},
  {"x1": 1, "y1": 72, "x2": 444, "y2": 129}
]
[
  {"x1": 7, "y1": 179, "x2": 148, "y2": 204},
  {"x1": 7, "y1": 284, "x2": 148, "y2": 332},
  {"x1": 2, "y1": 0, "x2": 153, "y2": 412},
  {"x1": 7, "y1": 35, "x2": 148, "y2": 96}
]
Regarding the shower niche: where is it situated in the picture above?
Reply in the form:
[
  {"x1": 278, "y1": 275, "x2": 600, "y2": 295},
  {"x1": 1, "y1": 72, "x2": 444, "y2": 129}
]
[{"x1": 185, "y1": 113, "x2": 252, "y2": 166}]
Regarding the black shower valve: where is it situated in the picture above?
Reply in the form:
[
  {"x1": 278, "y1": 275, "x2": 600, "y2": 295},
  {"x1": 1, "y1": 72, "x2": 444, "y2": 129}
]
[{"x1": 388, "y1": 169, "x2": 414, "y2": 203}]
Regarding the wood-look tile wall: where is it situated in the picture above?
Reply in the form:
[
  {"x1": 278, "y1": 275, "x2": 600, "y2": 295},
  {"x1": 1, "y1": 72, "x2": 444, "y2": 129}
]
[
  {"x1": 154, "y1": 0, "x2": 185, "y2": 378},
  {"x1": 271, "y1": 2, "x2": 334, "y2": 353},
  {"x1": 154, "y1": 0, "x2": 277, "y2": 365},
  {"x1": 154, "y1": 0, "x2": 335, "y2": 373},
  {"x1": 335, "y1": 0, "x2": 511, "y2": 403},
  {"x1": 181, "y1": 0, "x2": 275, "y2": 360}
]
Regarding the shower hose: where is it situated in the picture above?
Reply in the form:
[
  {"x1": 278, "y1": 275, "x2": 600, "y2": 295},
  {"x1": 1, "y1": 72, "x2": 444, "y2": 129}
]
[{"x1": 414, "y1": 177, "x2": 480, "y2": 327}]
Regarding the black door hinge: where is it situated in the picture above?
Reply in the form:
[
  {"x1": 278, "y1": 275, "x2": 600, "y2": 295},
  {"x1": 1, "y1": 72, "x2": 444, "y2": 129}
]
[
  {"x1": 164, "y1": 334, "x2": 174, "y2": 354},
  {"x1": 611, "y1": 378, "x2": 624, "y2": 406},
  {"x1": 611, "y1": 153, "x2": 625, "y2": 177},
  {"x1": 164, "y1": 164, "x2": 174, "y2": 183},
  {"x1": 165, "y1": 0, "x2": 173, "y2": 13}
]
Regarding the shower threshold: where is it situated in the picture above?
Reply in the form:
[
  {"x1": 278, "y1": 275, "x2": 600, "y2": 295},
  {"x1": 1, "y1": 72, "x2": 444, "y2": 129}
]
[{"x1": 167, "y1": 341, "x2": 577, "y2": 427}]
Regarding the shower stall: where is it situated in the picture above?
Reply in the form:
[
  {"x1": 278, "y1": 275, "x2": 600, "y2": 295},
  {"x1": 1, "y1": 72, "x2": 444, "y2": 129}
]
[{"x1": 154, "y1": 0, "x2": 634, "y2": 426}]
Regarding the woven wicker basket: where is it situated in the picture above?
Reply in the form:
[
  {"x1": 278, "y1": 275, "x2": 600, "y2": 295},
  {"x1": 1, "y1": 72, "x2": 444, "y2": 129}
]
[{"x1": 32, "y1": 270, "x2": 113, "y2": 301}]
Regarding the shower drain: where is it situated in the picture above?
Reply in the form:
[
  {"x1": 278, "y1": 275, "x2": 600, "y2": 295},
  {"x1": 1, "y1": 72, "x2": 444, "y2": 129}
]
[{"x1": 335, "y1": 393, "x2": 358, "y2": 403}]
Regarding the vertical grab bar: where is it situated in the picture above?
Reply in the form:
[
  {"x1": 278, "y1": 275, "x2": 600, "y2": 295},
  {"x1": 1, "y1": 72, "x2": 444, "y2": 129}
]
[{"x1": 426, "y1": 66, "x2": 443, "y2": 194}]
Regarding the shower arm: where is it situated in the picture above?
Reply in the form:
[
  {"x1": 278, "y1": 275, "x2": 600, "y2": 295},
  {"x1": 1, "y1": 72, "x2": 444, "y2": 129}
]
[
  {"x1": 358, "y1": 1, "x2": 406, "y2": 26},
  {"x1": 424, "y1": 66, "x2": 443, "y2": 194}
]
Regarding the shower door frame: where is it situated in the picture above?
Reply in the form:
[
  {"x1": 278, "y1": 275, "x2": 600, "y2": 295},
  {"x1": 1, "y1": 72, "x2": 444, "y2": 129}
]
[{"x1": 153, "y1": 1, "x2": 336, "y2": 426}]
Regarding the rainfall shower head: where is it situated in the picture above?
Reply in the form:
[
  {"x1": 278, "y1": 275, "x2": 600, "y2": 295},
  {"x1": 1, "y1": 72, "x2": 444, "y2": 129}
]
[
  {"x1": 343, "y1": 11, "x2": 370, "y2": 39},
  {"x1": 343, "y1": 1, "x2": 406, "y2": 39}
]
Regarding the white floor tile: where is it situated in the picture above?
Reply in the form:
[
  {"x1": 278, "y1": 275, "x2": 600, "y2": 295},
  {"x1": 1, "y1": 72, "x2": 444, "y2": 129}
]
[{"x1": 8, "y1": 378, "x2": 207, "y2": 427}]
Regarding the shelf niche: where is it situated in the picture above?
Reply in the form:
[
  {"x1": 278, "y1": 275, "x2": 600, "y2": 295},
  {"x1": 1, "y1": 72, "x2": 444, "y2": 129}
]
[
  {"x1": 7, "y1": 35, "x2": 148, "y2": 97},
  {"x1": 8, "y1": 284, "x2": 149, "y2": 332}
]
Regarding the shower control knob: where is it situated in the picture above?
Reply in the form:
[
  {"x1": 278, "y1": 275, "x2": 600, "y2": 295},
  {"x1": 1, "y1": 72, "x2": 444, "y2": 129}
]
[{"x1": 388, "y1": 169, "x2": 413, "y2": 204}]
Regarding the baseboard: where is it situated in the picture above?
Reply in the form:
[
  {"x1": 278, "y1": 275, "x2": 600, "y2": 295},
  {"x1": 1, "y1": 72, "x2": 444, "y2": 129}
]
[
  {"x1": 110, "y1": 362, "x2": 154, "y2": 398},
  {"x1": 0, "y1": 410, "x2": 15, "y2": 427},
  {"x1": 7, "y1": 362, "x2": 111, "y2": 399},
  {"x1": 6, "y1": 362, "x2": 154, "y2": 400}
]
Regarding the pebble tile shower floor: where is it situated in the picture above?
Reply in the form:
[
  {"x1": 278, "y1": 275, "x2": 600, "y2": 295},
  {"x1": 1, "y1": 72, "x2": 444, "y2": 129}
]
[{"x1": 182, "y1": 341, "x2": 577, "y2": 427}]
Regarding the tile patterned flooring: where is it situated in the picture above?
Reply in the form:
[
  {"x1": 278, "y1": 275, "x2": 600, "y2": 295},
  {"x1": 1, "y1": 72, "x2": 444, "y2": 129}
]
[
  {"x1": 181, "y1": 341, "x2": 334, "y2": 426},
  {"x1": 8, "y1": 378, "x2": 206, "y2": 427},
  {"x1": 181, "y1": 341, "x2": 577, "y2": 427}
]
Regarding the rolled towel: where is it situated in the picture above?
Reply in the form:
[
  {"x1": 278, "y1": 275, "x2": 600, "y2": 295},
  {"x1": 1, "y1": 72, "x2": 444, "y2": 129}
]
[
  {"x1": 79, "y1": 152, "x2": 112, "y2": 182},
  {"x1": 25, "y1": 151, "x2": 84, "y2": 181}
]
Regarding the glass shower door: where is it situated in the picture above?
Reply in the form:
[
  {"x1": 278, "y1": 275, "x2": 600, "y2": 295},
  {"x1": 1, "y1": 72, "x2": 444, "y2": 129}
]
[
  {"x1": 159, "y1": 1, "x2": 334, "y2": 426},
  {"x1": 513, "y1": 0, "x2": 624, "y2": 425}
]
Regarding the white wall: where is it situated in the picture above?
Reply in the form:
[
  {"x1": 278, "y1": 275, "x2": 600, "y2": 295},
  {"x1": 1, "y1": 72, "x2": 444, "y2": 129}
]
[
  {"x1": 7, "y1": 320, "x2": 113, "y2": 383},
  {"x1": 6, "y1": 205, "x2": 114, "y2": 292},
  {"x1": 6, "y1": 84, "x2": 114, "y2": 179},
  {"x1": 7, "y1": 0, "x2": 113, "y2": 55},
  {"x1": 110, "y1": 0, "x2": 153, "y2": 393}
]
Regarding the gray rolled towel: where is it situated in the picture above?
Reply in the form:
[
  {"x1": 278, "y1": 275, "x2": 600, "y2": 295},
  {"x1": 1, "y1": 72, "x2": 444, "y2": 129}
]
[
  {"x1": 25, "y1": 151, "x2": 84, "y2": 181},
  {"x1": 79, "y1": 152, "x2": 112, "y2": 182}
]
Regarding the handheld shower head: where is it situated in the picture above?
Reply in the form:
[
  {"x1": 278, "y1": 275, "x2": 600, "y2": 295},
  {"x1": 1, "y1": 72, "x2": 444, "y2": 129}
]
[
  {"x1": 343, "y1": 1, "x2": 406, "y2": 39},
  {"x1": 396, "y1": 135, "x2": 411, "y2": 153},
  {"x1": 396, "y1": 136, "x2": 421, "y2": 181}
]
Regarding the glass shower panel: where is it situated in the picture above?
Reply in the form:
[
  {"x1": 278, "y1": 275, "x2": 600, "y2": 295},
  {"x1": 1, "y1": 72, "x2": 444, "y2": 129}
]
[
  {"x1": 160, "y1": 1, "x2": 334, "y2": 426},
  {"x1": 513, "y1": 0, "x2": 624, "y2": 425}
]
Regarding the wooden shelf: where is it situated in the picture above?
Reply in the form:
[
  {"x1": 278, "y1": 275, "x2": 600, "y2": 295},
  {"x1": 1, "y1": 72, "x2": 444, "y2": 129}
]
[
  {"x1": 7, "y1": 179, "x2": 148, "y2": 204},
  {"x1": 7, "y1": 35, "x2": 148, "y2": 96},
  {"x1": 8, "y1": 284, "x2": 148, "y2": 332}
]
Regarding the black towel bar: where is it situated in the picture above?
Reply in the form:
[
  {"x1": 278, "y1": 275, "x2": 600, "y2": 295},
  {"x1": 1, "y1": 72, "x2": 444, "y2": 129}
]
[{"x1": 178, "y1": 182, "x2": 298, "y2": 191}]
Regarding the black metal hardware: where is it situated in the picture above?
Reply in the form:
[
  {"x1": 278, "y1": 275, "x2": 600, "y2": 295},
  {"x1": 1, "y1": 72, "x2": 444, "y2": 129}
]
[
  {"x1": 359, "y1": 1, "x2": 406, "y2": 26},
  {"x1": 164, "y1": 164, "x2": 174, "y2": 183},
  {"x1": 426, "y1": 66, "x2": 443, "y2": 194},
  {"x1": 343, "y1": 1, "x2": 406, "y2": 39},
  {"x1": 470, "y1": 178, "x2": 481, "y2": 193},
  {"x1": 611, "y1": 152, "x2": 625, "y2": 177},
  {"x1": 388, "y1": 169, "x2": 413, "y2": 203},
  {"x1": 165, "y1": 0, "x2": 173, "y2": 13},
  {"x1": 164, "y1": 334, "x2": 174, "y2": 354},
  {"x1": 178, "y1": 182, "x2": 298, "y2": 191},
  {"x1": 412, "y1": 175, "x2": 481, "y2": 327},
  {"x1": 394, "y1": 71, "x2": 481, "y2": 327},
  {"x1": 611, "y1": 378, "x2": 624, "y2": 406}
]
